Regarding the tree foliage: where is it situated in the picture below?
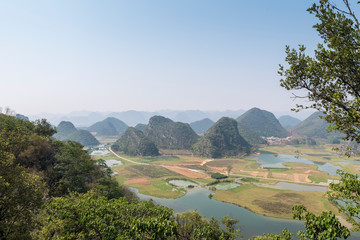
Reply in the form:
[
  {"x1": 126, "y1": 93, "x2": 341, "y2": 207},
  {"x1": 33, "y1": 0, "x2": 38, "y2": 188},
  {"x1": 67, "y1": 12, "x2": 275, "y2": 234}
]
[
  {"x1": 37, "y1": 191, "x2": 177, "y2": 240},
  {"x1": 0, "y1": 113, "x2": 131, "y2": 239},
  {"x1": 37, "y1": 192, "x2": 241, "y2": 240},
  {"x1": 328, "y1": 170, "x2": 360, "y2": 228},
  {"x1": 292, "y1": 205, "x2": 350, "y2": 239},
  {"x1": 279, "y1": 0, "x2": 360, "y2": 143}
]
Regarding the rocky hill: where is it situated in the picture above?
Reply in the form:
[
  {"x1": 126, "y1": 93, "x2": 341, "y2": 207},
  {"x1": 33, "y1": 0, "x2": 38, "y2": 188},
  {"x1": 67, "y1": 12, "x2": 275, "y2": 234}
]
[
  {"x1": 144, "y1": 116, "x2": 199, "y2": 150},
  {"x1": 113, "y1": 127, "x2": 159, "y2": 156},
  {"x1": 87, "y1": 117, "x2": 128, "y2": 136},
  {"x1": 53, "y1": 121, "x2": 99, "y2": 146},
  {"x1": 190, "y1": 118, "x2": 214, "y2": 134},
  {"x1": 237, "y1": 108, "x2": 288, "y2": 138},
  {"x1": 193, "y1": 117, "x2": 251, "y2": 158}
]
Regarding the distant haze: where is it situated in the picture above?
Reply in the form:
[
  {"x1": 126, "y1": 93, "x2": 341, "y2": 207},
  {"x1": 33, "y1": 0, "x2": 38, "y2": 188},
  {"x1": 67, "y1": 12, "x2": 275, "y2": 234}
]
[
  {"x1": 1, "y1": 1, "x2": 319, "y2": 116},
  {"x1": 28, "y1": 109, "x2": 315, "y2": 127}
]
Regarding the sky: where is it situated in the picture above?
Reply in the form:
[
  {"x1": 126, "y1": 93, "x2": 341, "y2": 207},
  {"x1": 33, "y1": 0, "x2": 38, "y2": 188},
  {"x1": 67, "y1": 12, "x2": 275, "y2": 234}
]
[{"x1": 1, "y1": 0, "x2": 323, "y2": 116}]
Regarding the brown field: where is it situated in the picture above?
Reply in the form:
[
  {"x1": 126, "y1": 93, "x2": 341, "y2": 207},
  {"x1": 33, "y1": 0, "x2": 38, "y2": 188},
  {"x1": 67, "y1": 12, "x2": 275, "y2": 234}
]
[
  {"x1": 162, "y1": 166, "x2": 210, "y2": 179},
  {"x1": 124, "y1": 178, "x2": 150, "y2": 185}
]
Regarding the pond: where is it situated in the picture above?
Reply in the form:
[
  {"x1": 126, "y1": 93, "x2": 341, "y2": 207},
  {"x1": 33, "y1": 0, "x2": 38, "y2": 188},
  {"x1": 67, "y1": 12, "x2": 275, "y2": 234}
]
[{"x1": 248, "y1": 151, "x2": 341, "y2": 176}]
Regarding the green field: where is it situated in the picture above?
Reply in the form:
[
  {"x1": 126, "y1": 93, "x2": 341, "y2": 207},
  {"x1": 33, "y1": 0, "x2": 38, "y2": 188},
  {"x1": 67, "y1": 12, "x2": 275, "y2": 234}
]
[{"x1": 213, "y1": 184, "x2": 342, "y2": 219}]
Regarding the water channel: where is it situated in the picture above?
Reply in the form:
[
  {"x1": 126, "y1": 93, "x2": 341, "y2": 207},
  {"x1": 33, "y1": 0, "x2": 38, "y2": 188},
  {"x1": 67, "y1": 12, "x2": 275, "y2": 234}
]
[
  {"x1": 132, "y1": 187, "x2": 305, "y2": 239},
  {"x1": 248, "y1": 151, "x2": 341, "y2": 176}
]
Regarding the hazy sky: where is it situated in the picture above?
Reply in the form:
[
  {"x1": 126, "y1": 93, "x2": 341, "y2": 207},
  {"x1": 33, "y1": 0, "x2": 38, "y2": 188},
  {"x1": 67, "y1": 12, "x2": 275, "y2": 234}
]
[{"x1": 1, "y1": 0, "x2": 322, "y2": 115}]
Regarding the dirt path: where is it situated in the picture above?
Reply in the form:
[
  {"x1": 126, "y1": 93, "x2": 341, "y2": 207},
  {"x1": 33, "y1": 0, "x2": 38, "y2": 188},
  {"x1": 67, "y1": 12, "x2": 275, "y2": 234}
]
[
  {"x1": 109, "y1": 147, "x2": 148, "y2": 165},
  {"x1": 201, "y1": 159, "x2": 213, "y2": 166}
]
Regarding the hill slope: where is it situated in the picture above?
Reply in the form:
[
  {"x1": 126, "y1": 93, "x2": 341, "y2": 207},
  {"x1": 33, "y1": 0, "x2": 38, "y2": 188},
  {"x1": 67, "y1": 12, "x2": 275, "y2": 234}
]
[
  {"x1": 291, "y1": 112, "x2": 342, "y2": 139},
  {"x1": 144, "y1": 116, "x2": 199, "y2": 149},
  {"x1": 135, "y1": 123, "x2": 147, "y2": 132},
  {"x1": 193, "y1": 117, "x2": 251, "y2": 158},
  {"x1": 88, "y1": 117, "x2": 128, "y2": 136},
  {"x1": 113, "y1": 127, "x2": 159, "y2": 156},
  {"x1": 190, "y1": 118, "x2": 215, "y2": 134},
  {"x1": 54, "y1": 121, "x2": 99, "y2": 146},
  {"x1": 278, "y1": 115, "x2": 302, "y2": 128},
  {"x1": 237, "y1": 122, "x2": 267, "y2": 145},
  {"x1": 237, "y1": 108, "x2": 288, "y2": 138}
]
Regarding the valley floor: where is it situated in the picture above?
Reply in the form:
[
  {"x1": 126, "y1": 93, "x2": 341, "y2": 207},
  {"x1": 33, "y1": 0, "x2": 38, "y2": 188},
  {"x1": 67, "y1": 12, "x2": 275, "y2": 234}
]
[{"x1": 92, "y1": 144, "x2": 360, "y2": 228}]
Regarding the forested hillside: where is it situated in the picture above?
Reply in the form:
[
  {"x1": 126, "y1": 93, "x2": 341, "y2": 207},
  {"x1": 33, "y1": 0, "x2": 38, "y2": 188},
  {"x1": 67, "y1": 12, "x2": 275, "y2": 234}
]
[
  {"x1": 278, "y1": 115, "x2": 301, "y2": 128},
  {"x1": 237, "y1": 108, "x2": 288, "y2": 138},
  {"x1": 193, "y1": 117, "x2": 251, "y2": 158},
  {"x1": 53, "y1": 121, "x2": 99, "y2": 146},
  {"x1": 291, "y1": 112, "x2": 342, "y2": 140},
  {"x1": 237, "y1": 122, "x2": 267, "y2": 145},
  {"x1": 113, "y1": 127, "x2": 159, "y2": 156},
  {"x1": 87, "y1": 117, "x2": 128, "y2": 136},
  {"x1": 190, "y1": 118, "x2": 214, "y2": 134},
  {"x1": 144, "y1": 116, "x2": 199, "y2": 149}
]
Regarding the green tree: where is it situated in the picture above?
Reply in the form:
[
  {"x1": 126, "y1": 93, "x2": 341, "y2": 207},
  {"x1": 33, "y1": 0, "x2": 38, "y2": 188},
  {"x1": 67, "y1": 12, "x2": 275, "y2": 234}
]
[
  {"x1": 250, "y1": 229, "x2": 293, "y2": 240},
  {"x1": 279, "y1": 0, "x2": 360, "y2": 144},
  {"x1": 33, "y1": 119, "x2": 56, "y2": 137},
  {"x1": 37, "y1": 191, "x2": 177, "y2": 240},
  {"x1": 328, "y1": 170, "x2": 360, "y2": 229},
  {"x1": 174, "y1": 211, "x2": 240, "y2": 240},
  {"x1": 278, "y1": 0, "x2": 360, "y2": 238},
  {"x1": 292, "y1": 205, "x2": 350, "y2": 239},
  {"x1": 0, "y1": 116, "x2": 46, "y2": 240}
]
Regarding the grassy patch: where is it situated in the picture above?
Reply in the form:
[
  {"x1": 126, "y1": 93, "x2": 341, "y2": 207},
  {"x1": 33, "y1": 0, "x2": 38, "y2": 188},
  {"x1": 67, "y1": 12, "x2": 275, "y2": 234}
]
[
  {"x1": 125, "y1": 165, "x2": 180, "y2": 178},
  {"x1": 213, "y1": 184, "x2": 339, "y2": 218},
  {"x1": 265, "y1": 167, "x2": 289, "y2": 172},
  {"x1": 129, "y1": 178, "x2": 185, "y2": 199},
  {"x1": 240, "y1": 177, "x2": 260, "y2": 183},
  {"x1": 116, "y1": 177, "x2": 127, "y2": 184}
]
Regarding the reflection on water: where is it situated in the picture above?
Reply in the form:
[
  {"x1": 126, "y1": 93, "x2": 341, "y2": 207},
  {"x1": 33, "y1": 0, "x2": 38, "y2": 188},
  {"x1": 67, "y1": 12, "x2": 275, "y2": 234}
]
[{"x1": 248, "y1": 151, "x2": 341, "y2": 175}]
